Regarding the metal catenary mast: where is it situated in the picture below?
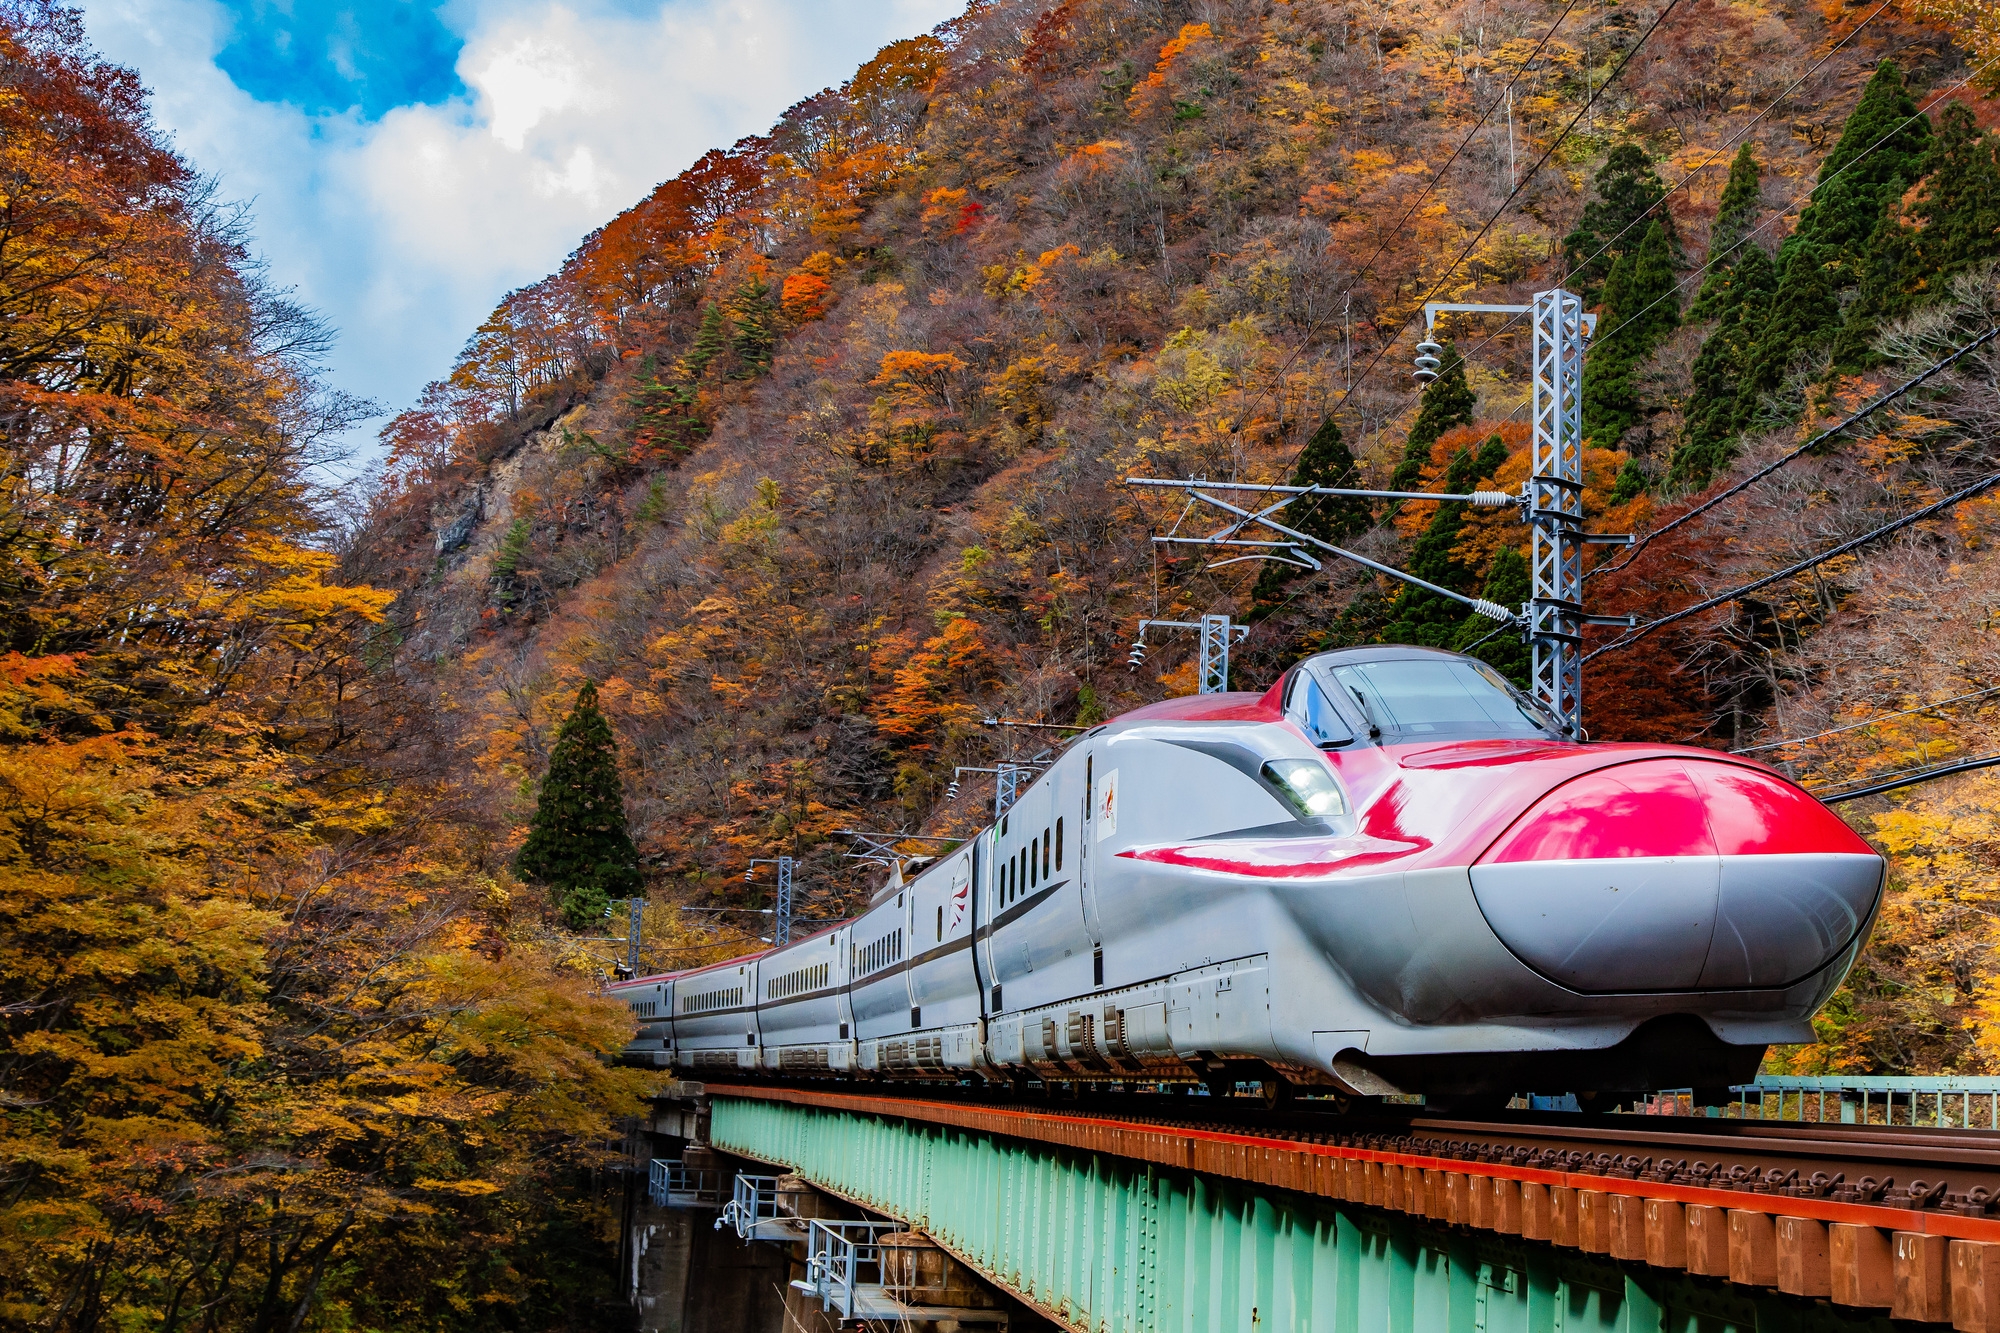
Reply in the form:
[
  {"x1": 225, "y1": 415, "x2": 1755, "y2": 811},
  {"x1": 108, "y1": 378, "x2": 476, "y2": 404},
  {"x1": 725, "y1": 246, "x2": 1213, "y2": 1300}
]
[
  {"x1": 1128, "y1": 287, "x2": 1633, "y2": 738},
  {"x1": 1126, "y1": 615, "x2": 1248, "y2": 694}
]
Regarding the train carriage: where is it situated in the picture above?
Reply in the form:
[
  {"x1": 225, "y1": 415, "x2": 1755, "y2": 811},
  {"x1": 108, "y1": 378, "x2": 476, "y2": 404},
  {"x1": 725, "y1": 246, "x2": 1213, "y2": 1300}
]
[
  {"x1": 752, "y1": 924, "x2": 853, "y2": 1075},
  {"x1": 668, "y1": 955, "x2": 761, "y2": 1074}
]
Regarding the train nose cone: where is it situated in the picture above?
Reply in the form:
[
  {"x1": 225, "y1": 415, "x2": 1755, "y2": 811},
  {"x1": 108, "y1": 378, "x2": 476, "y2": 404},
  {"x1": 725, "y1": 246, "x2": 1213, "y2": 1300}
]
[{"x1": 1469, "y1": 759, "x2": 1883, "y2": 994}]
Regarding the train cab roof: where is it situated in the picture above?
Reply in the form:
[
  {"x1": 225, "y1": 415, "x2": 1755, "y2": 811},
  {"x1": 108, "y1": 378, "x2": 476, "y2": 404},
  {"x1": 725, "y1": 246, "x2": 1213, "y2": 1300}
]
[{"x1": 1283, "y1": 645, "x2": 1567, "y2": 746}]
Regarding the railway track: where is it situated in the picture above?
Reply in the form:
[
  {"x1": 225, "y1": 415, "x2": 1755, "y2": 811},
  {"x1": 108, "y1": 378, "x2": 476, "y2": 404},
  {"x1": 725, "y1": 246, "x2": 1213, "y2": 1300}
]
[{"x1": 707, "y1": 1080, "x2": 2000, "y2": 1209}]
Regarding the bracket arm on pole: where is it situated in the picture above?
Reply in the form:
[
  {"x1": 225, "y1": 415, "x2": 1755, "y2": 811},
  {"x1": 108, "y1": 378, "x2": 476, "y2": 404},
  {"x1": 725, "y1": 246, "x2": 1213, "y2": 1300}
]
[{"x1": 1185, "y1": 489, "x2": 1515, "y2": 622}]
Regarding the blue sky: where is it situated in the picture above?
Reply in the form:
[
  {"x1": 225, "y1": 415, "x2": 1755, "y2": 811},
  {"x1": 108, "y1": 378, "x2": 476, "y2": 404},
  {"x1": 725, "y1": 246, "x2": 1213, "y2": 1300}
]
[
  {"x1": 215, "y1": 1, "x2": 466, "y2": 116},
  {"x1": 78, "y1": 0, "x2": 961, "y2": 467}
]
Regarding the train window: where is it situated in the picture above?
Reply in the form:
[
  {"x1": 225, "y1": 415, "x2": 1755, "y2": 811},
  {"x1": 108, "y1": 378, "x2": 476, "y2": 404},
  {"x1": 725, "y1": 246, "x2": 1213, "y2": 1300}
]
[
  {"x1": 1001, "y1": 814, "x2": 1008, "y2": 837},
  {"x1": 1042, "y1": 829, "x2": 1050, "y2": 878},
  {"x1": 936, "y1": 905, "x2": 943, "y2": 941},
  {"x1": 1055, "y1": 818, "x2": 1064, "y2": 869},
  {"x1": 1328, "y1": 659, "x2": 1561, "y2": 740},
  {"x1": 1286, "y1": 670, "x2": 1355, "y2": 748}
]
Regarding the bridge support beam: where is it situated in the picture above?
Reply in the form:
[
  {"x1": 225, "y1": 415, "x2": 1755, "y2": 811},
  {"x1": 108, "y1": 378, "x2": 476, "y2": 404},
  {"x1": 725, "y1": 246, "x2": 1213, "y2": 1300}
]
[{"x1": 710, "y1": 1094, "x2": 1902, "y2": 1332}]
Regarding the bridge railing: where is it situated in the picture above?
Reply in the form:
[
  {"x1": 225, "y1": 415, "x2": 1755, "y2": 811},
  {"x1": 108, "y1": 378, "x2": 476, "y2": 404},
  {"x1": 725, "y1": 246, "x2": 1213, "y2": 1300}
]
[
  {"x1": 648, "y1": 1157, "x2": 728, "y2": 1208},
  {"x1": 1639, "y1": 1074, "x2": 2000, "y2": 1127},
  {"x1": 717, "y1": 1173, "x2": 782, "y2": 1239},
  {"x1": 802, "y1": 1219, "x2": 902, "y2": 1318}
]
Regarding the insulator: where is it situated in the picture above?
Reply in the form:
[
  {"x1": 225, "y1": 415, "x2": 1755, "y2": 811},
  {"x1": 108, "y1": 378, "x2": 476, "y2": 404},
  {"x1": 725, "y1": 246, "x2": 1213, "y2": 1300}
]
[
  {"x1": 946, "y1": 782, "x2": 960, "y2": 800},
  {"x1": 743, "y1": 869, "x2": 754, "y2": 882},
  {"x1": 1469, "y1": 490, "x2": 1514, "y2": 508},
  {"x1": 1413, "y1": 338, "x2": 1443, "y2": 383},
  {"x1": 1470, "y1": 598, "x2": 1513, "y2": 622}
]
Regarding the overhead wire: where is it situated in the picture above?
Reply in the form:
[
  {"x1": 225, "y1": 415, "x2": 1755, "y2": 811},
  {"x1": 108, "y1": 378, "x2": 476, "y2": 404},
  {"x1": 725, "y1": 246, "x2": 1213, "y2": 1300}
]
[
  {"x1": 1452, "y1": 2, "x2": 1899, "y2": 370},
  {"x1": 1587, "y1": 324, "x2": 2000, "y2": 582},
  {"x1": 1226, "y1": 0, "x2": 1687, "y2": 636},
  {"x1": 1582, "y1": 467, "x2": 2000, "y2": 663},
  {"x1": 1324, "y1": 0, "x2": 1589, "y2": 370},
  {"x1": 1820, "y1": 753, "x2": 2000, "y2": 804},
  {"x1": 1735, "y1": 684, "x2": 2000, "y2": 753},
  {"x1": 1299, "y1": 0, "x2": 1687, "y2": 465},
  {"x1": 1460, "y1": 50, "x2": 2000, "y2": 383}
]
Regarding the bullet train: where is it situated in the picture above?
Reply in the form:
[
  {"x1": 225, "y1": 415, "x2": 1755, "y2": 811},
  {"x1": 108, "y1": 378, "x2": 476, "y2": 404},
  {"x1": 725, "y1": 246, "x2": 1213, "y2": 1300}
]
[{"x1": 607, "y1": 645, "x2": 1884, "y2": 1103}]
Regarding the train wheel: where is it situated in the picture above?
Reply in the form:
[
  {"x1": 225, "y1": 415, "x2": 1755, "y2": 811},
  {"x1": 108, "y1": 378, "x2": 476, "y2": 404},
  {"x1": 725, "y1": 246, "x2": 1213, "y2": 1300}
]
[{"x1": 1258, "y1": 1079, "x2": 1293, "y2": 1108}]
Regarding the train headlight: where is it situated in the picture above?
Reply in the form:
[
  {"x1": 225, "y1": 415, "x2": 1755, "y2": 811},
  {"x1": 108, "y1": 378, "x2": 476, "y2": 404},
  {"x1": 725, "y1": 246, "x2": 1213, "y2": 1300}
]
[{"x1": 1261, "y1": 759, "x2": 1348, "y2": 819}]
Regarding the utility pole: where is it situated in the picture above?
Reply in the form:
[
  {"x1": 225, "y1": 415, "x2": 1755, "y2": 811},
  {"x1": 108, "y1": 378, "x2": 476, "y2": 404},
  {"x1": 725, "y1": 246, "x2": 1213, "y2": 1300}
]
[
  {"x1": 1414, "y1": 293, "x2": 1629, "y2": 735},
  {"x1": 745, "y1": 857, "x2": 795, "y2": 945},
  {"x1": 593, "y1": 898, "x2": 648, "y2": 977},
  {"x1": 1127, "y1": 615, "x2": 1249, "y2": 693},
  {"x1": 948, "y1": 761, "x2": 1042, "y2": 816}
]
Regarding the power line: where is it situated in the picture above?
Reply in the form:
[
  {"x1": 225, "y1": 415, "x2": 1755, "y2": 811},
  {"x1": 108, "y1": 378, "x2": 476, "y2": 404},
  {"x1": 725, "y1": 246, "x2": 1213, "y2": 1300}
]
[
  {"x1": 1587, "y1": 325, "x2": 2000, "y2": 582},
  {"x1": 1482, "y1": 1, "x2": 1890, "y2": 346},
  {"x1": 1821, "y1": 753, "x2": 2000, "y2": 804},
  {"x1": 1467, "y1": 51, "x2": 2000, "y2": 375},
  {"x1": 1313, "y1": 0, "x2": 1686, "y2": 447},
  {"x1": 1259, "y1": 0, "x2": 1684, "y2": 574},
  {"x1": 1736, "y1": 684, "x2": 2000, "y2": 754},
  {"x1": 1331, "y1": 0, "x2": 1588, "y2": 333},
  {"x1": 1583, "y1": 467, "x2": 2000, "y2": 663}
]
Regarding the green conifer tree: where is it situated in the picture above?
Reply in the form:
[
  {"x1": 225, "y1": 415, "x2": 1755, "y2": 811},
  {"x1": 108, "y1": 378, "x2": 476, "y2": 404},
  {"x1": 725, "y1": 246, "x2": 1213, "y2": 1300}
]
[
  {"x1": 1735, "y1": 242, "x2": 1840, "y2": 426},
  {"x1": 1784, "y1": 61, "x2": 1929, "y2": 286},
  {"x1": 684, "y1": 301, "x2": 730, "y2": 378},
  {"x1": 1250, "y1": 414, "x2": 1373, "y2": 616},
  {"x1": 1690, "y1": 145, "x2": 1763, "y2": 320},
  {"x1": 1910, "y1": 103, "x2": 2000, "y2": 288},
  {"x1": 1669, "y1": 245, "x2": 1777, "y2": 487},
  {"x1": 1829, "y1": 178, "x2": 1920, "y2": 374},
  {"x1": 726, "y1": 277, "x2": 779, "y2": 378},
  {"x1": 1581, "y1": 221, "x2": 1682, "y2": 448},
  {"x1": 1389, "y1": 345, "x2": 1476, "y2": 492},
  {"x1": 492, "y1": 516, "x2": 532, "y2": 579},
  {"x1": 516, "y1": 682, "x2": 643, "y2": 928},
  {"x1": 1563, "y1": 144, "x2": 1677, "y2": 303},
  {"x1": 1381, "y1": 435, "x2": 1509, "y2": 646},
  {"x1": 1833, "y1": 105, "x2": 2000, "y2": 372},
  {"x1": 628, "y1": 356, "x2": 707, "y2": 460},
  {"x1": 1451, "y1": 544, "x2": 1532, "y2": 685}
]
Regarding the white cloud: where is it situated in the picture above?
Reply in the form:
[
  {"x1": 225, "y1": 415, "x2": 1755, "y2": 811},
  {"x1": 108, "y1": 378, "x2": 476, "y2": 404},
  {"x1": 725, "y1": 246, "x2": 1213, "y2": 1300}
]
[{"x1": 76, "y1": 0, "x2": 962, "y2": 462}]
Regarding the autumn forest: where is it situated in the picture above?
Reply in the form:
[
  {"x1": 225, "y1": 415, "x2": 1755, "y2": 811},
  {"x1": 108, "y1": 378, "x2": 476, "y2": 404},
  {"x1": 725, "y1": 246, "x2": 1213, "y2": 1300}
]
[{"x1": 3, "y1": 0, "x2": 1999, "y2": 1325}]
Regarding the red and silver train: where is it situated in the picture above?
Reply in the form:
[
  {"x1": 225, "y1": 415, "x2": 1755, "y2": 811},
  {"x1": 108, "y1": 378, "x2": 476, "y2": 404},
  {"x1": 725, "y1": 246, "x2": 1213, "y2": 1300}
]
[{"x1": 608, "y1": 646, "x2": 1883, "y2": 1103}]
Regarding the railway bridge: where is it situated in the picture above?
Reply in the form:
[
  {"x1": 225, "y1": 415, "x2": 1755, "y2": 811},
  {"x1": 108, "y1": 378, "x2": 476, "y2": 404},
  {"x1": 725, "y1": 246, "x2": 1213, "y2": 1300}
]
[{"x1": 626, "y1": 1079, "x2": 2000, "y2": 1333}]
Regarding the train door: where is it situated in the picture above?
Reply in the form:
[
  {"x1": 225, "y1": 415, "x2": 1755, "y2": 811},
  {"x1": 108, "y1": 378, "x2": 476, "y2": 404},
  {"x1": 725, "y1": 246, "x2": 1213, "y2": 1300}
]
[
  {"x1": 1080, "y1": 745, "x2": 1122, "y2": 952},
  {"x1": 974, "y1": 827, "x2": 1001, "y2": 1010},
  {"x1": 832, "y1": 923, "x2": 855, "y2": 1052},
  {"x1": 1071, "y1": 747, "x2": 1103, "y2": 947}
]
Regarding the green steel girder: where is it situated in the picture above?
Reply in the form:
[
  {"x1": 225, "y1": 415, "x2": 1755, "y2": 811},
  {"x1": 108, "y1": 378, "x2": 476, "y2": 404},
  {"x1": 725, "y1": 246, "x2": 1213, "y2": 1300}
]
[{"x1": 709, "y1": 1096, "x2": 1898, "y2": 1333}]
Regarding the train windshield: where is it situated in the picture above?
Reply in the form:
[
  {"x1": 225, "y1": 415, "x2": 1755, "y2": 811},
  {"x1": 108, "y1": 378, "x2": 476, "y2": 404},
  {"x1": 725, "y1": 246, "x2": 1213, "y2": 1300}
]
[{"x1": 1327, "y1": 659, "x2": 1561, "y2": 741}]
